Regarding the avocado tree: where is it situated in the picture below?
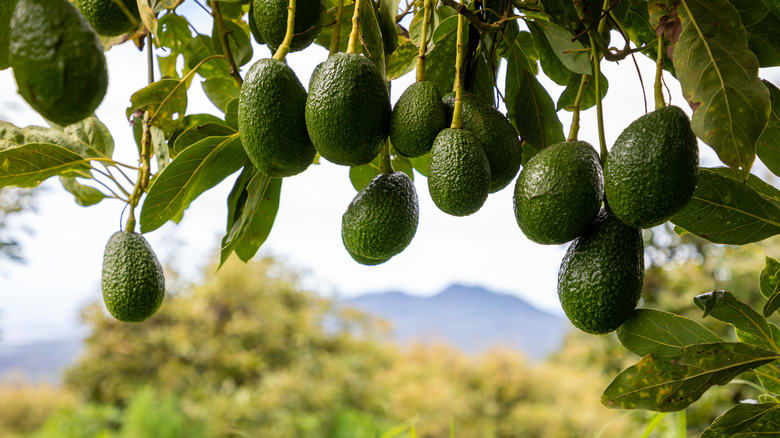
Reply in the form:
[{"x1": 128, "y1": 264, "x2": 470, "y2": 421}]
[{"x1": 2, "y1": 0, "x2": 780, "y2": 434}]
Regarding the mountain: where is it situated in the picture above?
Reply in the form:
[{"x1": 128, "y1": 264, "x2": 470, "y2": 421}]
[
  {"x1": 0, "y1": 338, "x2": 84, "y2": 384},
  {"x1": 341, "y1": 284, "x2": 571, "y2": 360}
]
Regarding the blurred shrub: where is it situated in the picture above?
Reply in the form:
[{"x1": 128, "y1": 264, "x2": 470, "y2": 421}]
[{"x1": 0, "y1": 380, "x2": 76, "y2": 437}]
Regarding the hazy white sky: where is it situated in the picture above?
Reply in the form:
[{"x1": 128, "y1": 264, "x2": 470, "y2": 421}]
[{"x1": 0, "y1": 7, "x2": 773, "y2": 345}]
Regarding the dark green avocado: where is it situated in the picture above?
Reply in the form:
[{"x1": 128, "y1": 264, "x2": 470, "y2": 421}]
[
  {"x1": 74, "y1": 0, "x2": 140, "y2": 37},
  {"x1": 390, "y1": 81, "x2": 447, "y2": 158},
  {"x1": 252, "y1": 0, "x2": 324, "y2": 52}
]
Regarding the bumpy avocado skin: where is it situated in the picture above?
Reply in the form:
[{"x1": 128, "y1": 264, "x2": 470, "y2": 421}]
[
  {"x1": 101, "y1": 231, "x2": 166, "y2": 323},
  {"x1": 9, "y1": 0, "x2": 107, "y2": 126},
  {"x1": 428, "y1": 128, "x2": 491, "y2": 217},
  {"x1": 252, "y1": 0, "x2": 324, "y2": 52},
  {"x1": 305, "y1": 53, "x2": 391, "y2": 166},
  {"x1": 557, "y1": 208, "x2": 644, "y2": 335},
  {"x1": 390, "y1": 81, "x2": 447, "y2": 158},
  {"x1": 443, "y1": 92, "x2": 523, "y2": 193},
  {"x1": 604, "y1": 106, "x2": 699, "y2": 228},
  {"x1": 239, "y1": 58, "x2": 315, "y2": 177},
  {"x1": 513, "y1": 141, "x2": 603, "y2": 245},
  {"x1": 74, "y1": 0, "x2": 140, "y2": 37},
  {"x1": 342, "y1": 172, "x2": 419, "y2": 263}
]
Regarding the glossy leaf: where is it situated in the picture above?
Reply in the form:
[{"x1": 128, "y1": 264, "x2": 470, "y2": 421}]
[
  {"x1": 202, "y1": 76, "x2": 240, "y2": 112},
  {"x1": 602, "y1": 342, "x2": 780, "y2": 412},
  {"x1": 613, "y1": 0, "x2": 657, "y2": 47},
  {"x1": 757, "y1": 80, "x2": 780, "y2": 176},
  {"x1": 60, "y1": 177, "x2": 107, "y2": 207},
  {"x1": 556, "y1": 72, "x2": 609, "y2": 112},
  {"x1": 173, "y1": 122, "x2": 236, "y2": 156},
  {"x1": 0, "y1": 0, "x2": 16, "y2": 70},
  {"x1": 617, "y1": 308, "x2": 721, "y2": 359},
  {"x1": 0, "y1": 143, "x2": 90, "y2": 188},
  {"x1": 126, "y1": 79, "x2": 189, "y2": 137},
  {"x1": 140, "y1": 134, "x2": 246, "y2": 233},
  {"x1": 672, "y1": 0, "x2": 771, "y2": 178},
  {"x1": 529, "y1": 20, "x2": 591, "y2": 75},
  {"x1": 701, "y1": 403, "x2": 780, "y2": 437},
  {"x1": 528, "y1": 22, "x2": 569, "y2": 86},
  {"x1": 730, "y1": 0, "x2": 780, "y2": 67},
  {"x1": 761, "y1": 256, "x2": 780, "y2": 317},
  {"x1": 184, "y1": 34, "x2": 230, "y2": 79},
  {"x1": 386, "y1": 42, "x2": 418, "y2": 81},
  {"x1": 169, "y1": 113, "x2": 231, "y2": 155},
  {"x1": 694, "y1": 290, "x2": 780, "y2": 352},
  {"x1": 211, "y1": 18, "x2": 253, "y2": 67},
  {"x1": 670, "y1": 168, "x2": 780, "y2": 244}
]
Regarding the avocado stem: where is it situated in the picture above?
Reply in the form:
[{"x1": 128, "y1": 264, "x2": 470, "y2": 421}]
[
  {"x1": 415, "y1": 0, "x2": 432, "y2": 82},
  {"x1": 213, "y1": 1, "x2": 244, "y2": 86},
  {"x1": 346, "y1": 0, "x2": 362, "y2": 55},
  {"x1": 567, "y1": 74, "x2": 591, "y2": 142},
  {"x1": 328, "y1": 0, "x2": 344, "y2": 56},
  {"x1": 654, "y1": 35, "x2": 666, "y2": 110},
  {"x1": 450, "y1": 3, "x2": 466, "y2": 130},
  {"x1": 381, "y1": 139, "x2": 394, "y2": 174},
  {"x1": 272, "y1": 0, "x2": 297, "y2": 62},
  {"x1": 590, "y1": 35, "x2": 607, "y2": 166}
]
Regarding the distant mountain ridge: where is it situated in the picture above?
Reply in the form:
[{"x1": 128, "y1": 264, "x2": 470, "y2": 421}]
[{"x1": 342, "y1": 284, "x2": 571, "y2": 360}]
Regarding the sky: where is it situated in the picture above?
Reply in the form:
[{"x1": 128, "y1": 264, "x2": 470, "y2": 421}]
[{"x1": 0, "y1": 5, "x2": 776, "y2": 345}]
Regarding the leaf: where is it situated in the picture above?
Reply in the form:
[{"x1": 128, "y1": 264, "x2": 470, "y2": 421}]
[
  {"x1": 201, "y1": 76, "x2": 240, "y2": 112},
  {"x1": 409, "y1": 153, "x2": 429, "y2": 177},
  {"x1": 0, "y1": 0, "x2": 17, "y2": 70},
  {"x1": 670, "y1": 167, "x2": 780, "y2": 244},
  {"x1": 349, "y1": 153, "x2": 414, "y2": 191},
  {"x1": 736, "y1": 325, "x2": 780, "y2": 393},
  {"x1": 386, "y1": 42, "x2": 418, "y2": 81},
  {"x1": 617, "y1": 308, "x2": 722, "y2": 359},
  {"x1": 757, "y1": 80, "x2": 780, "y2": 177},
  {"x1": 694, "y1": 290, "x2": 780, "y2": 352},
  {"x1": 150, "y1": 126, "x2": 170, "y2": 173},
  {"x1": 140, "y1": 134, "x2": 246, "y2": 233},
  {"x1": 602, "y1": 342, "x2": 780, "y2": 412},
  {"x1": 377, "y1": 0, "x2": 399, "y2": 55},
  {"x1": 211, "y1": 18, "x2": 253, "y2": 67},
  {"x1": 613, "y1": 0, "x2": 657, "y2": 47},
  {"x1": 409, "y1": 5, "x2": 438, "y2": 48},
  {"x1": 423, "y1": 15, "x2": 462, "y2": 97},
  {"x1": 183, "y1": 34, "x2": 230, "y2": 79},
  {"x1": 126, "y1": 78, "x2": 189, "y2": 137},
  {"x1": 672, "y1": 0, "x2": 771, "y2": 178},
  {"x1": 157, "y1": 13, "x2": 191, "y2": 78},
  {"x1": 169, "y1": 113, "x2": 231, "y2": 155},
  {"x1": 136, "y1": 0, "x2": 159, "y2": 44},
  {"x1": 529, "y1": 20, "x2": 591, "y2": 75},
  {"x1": 701, "y1": 403, "x2": 780, "y2": 437},
  {"x1": 761, "y1": 256, "x2": 780, "y2": 317},
  {"x1": 16, "y1": 118, "x2": 114, "y2": 160},
  {"x1": 224, "y1": 98, "x2": 239, "y2": 130},
  {"x1": 0, "y1": 121, "x2": 24, "y2": 149},
  {"x1": 527, "y1": 22, "x2": 570, "y2": 85},
  {"x1": 0, "y1": 143, "x2": 90, "y2": 188},
  {"x1": 556, "y1": 72, "x2": 609, "y2": 112},
  {"x1": 498, "y1": 26, "x2": 538, "y2": 76},
  {"x1": 59, "y1": 177, "x2": 107, "y2": 207},
  {"x1": 173, "y1": 122, "x2": 236, "y2": 156},
  {"x1": 220, "y1": 171, "x2": 281, "y2": 267},
  {"x1": 730, "y1": 0, "x2": 780, "y2": 67}
]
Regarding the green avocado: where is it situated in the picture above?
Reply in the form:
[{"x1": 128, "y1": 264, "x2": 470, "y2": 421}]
[
  {"x1": 390, "y1": 81, "x2": 447, "y2": 158},
  {"x1": 74, "y1": 0, "x2": 140, "y2": 37},
  {"x1": 513, "y1": 141, "x2": 603, "y2": 245},
  {"x1": 239, "y1": 58, "x2": 315, "y2": 177},
  {"x1": 427, "y1": 128, "x2": 491, "y2": 217},
  {"x1": 557, "y1": 208, "x2": 644, "y2": 335},
  {"x1": 101, "y1": 231, "x2": 166, "y2": 323},
  {"x1": 306, "y1": 53, "x2": 391, "y2": 166},
  {"x1": 9, "y1": 0, "x2": 108, "y2": 126},
  {"x1": 443, "y1": 92, "x2": 523, "y2": 193},
  {"x1": 252, "y1": 0, "x2": 324, "y2": 52},
  {"x1": 342, "y1": 172, "x2": 419, "y2": 264},
  {"x1": 604, "y1": 106, "x2": 699, "y2": 228}
]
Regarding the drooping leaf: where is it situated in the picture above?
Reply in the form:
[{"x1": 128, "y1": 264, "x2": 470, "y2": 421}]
[
  {"x1": 528, "y1": 20, "x2": 591, "y2": 76},
  {"x1": 527, "y1": 22, "x2": 570, "y2": 86},
  {"x1": 670, "y1": 167, "x2": 780, "y2": 244},
  {"x1": 701, "y1": 403, "x2": 780, "y2": 438},
  {"x1": 377, "y1": 0, "x2": 400, "y2": 55},
  {"x1": 556, "y1": 72, "x2": 609, "y2": 112},
  {"x1": 59, "y1": 177, "x2": 107, "y2": 207},
  {"x1": 694, "y1": 290, "x2": 780, "y2": 352},
  {"x1": 0, "y1": 0, "x2": 17, "y2": 70},
  {"x1": 617, "y1": 308, "x2": 722, "y2": 359},
  {"x1": 0, "y1": 143, "x2": 90, "y2": 188},
  {"x1": 126, "y1": 79, "x2": 189, "y2": 137},
  {"x1": 140, "y1": 134, "x2": 246, "y2": 233},
  {"x1": 757, "y1": 80, "x2": 780, "y2": 176},
  {"x1": 761, "y1": 256, "x2": 780, "y2": 317},
  {"x1": 602, "y1": 342, "x2": 780, "y2": 412},
  {"x1": 497, "y1": 26, "x2": 538, "y2": 75},
  {"x1": 136, "y1": 0, "x2": 159, "y2": 44},
  {"x1": 211, "y1": 18, "x2": 253, "y2": 67},
  {"x1": 201, "y1": 76, "x2": 240, "y2": 113},
  {"x1": 672, "y1": 0, "x2": 771, "y2": 178},
  {"x1": 354, "y1": 0, "x2": 386, "y2": 73},
  {"x1": 730, "y1": 0, "x2": 780, "y2": 68},
  {"x1": 387, "y1": 42, "x2": 419, "y2": 81}
]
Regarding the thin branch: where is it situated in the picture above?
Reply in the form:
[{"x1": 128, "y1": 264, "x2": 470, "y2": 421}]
[{"x1": 212, "y1": 1, "x2": 243, "y2": 87}]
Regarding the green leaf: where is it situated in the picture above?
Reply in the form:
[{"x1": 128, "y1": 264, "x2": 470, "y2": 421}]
[
  {"x1": 126, "y1": 79, "x2": 189, "y2": 138},
  {"x1": 498, "y1": 26, "x2": 538, "y2": 76},
  {"x1": 140, "y1": 134, "x2": 246, "y2": 233},
  {"x1": 672, "y1": 0, "x2": 771, "y2": 178},
  {"x1": 701, "y1": 403, "x2": 780, "y2": 437},
  {"x1": 201, "y1": 76, "x2": 240, "y2": 112},
  {"x1": 356, "y1": 0, "x2": 387, "y2": 74},
  {"x1": 409, "y1": 153, "x2": 429, "y2": 177},
  {"x1": 761, "y1": 256, "x2": 780, "y2": 317},
  {"x1": 157, "y1": 13, "x2": 191, "y2": 78},
  {"x1": 183, "y1": 34, "x2": 230, "y2": 79},
  {"x1": 377, "y1": 0, "x2": 399, "y2": 55},
  {"x1": 556, "y1": 72, "x2": 608, "y2": 112},
  {"x1": 150, "y1": 126, "x2": 170, "y2": 173},
  {"x1": 736, "y1": 325, "x2": 780, "y2": 393},
  {"x1": 602, "y1": 342, "x2": 780, "y2": 412},
  {"x1": 173, "y1": 122, "x2": 236, "y2": 156},
  {"x1": 409, "y1": 5, "x2": 438, "y2": 48},
  {"x1": 694, "y1": 290, "x2": 780, "y2": 352},
  {"x1": 670, "y1": 168, "x2": 780, "y2": 244},
  {"x1": 16, "y1": 118, "x2": 114, "y2": 160},
  {"x1": 0, "y1": 0, "x2": 17, "y2": 70},
  {"x1": 617, "y1": 308, "x2": 722, "y2": 359},
  {"x1": 0, "y1": 121, "x2": 25, "y2": 149},
  {"x1": 315, "y1": 1, "x2": 353, "y2": 53},
  {"x1": 211, "y1": 18, "x2": 253, "y2": 67},
  {"x1": 349, "y1": 153, "x2": 414, "y2": 191},
  {"x1": 528, "y1": 22, "x2": 570, "y2": 86},
  {"x1": 137, "y1": 0, "x2": 159, "y2": 44},
  {"x1": 220, "y1": 171, "x2": 281, "y2": 267},
  {"x1": 386, "y1": 42, "x2": 418, "y2": 81},
  {"x1": 224, "y1": 98, "x2": 239, "y2": 130},
  {"x1": 528, "y1": 20, "x2": 591, "y2": 75},
  {"x1": 613, "y1": 0, "x2": 657, "y2": 47},
  {"x1": 730, "y1": 0, "x2": 780, "y2": 67},
  {"x1": 0, "y1": 143, "x2": 90, "y2": 188},
  {"x1": 169, "y1": 113, "x2": 230, "y2": 155},
  {"x1": 424, "y1": 15, "x2": 462, "y2": 97},
  {"x1": 59, "y1": 177, "x2": 107, "y2": 207},
  {"x1": 757, "y1": 80, "x2": 780, "y2": 176}
]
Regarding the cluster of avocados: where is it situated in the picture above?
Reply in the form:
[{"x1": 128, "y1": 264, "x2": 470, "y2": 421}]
[{"x1": 514, "y1": 106, "x2": 699, "y2": 334}]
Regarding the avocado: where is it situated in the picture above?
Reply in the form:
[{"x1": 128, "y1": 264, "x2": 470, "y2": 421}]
[
  {"x1": 306, "y1": 53, "x2": 391, "y2": 166},
  {"x1": 239, "y1": 58, "x2": 315, "y2": 177},
  {"x1": 604, "y1": 106, "x2": 699, "y2": 228},
  {"x1": 101, "y1": 231, "x2": 165, "y2": 323},
  {"x1": 252, "y1": 0, "x2": 324, "y2": 52},
  {"x1": 390, "y1": 81, "x2": 447, "y2": 158},
  {"x1": 74, "y1": 0, "x2": 140, "y2": 37},
  {"x1": 427, "y1": 128, "x2": 491, "y2": 216},
  {"x1": 9, "y1": 0, "x2": 108, "y2": 126},
  {"x1": 513, "y1": 141, "x2": 603, "y2": 245},
  {"x1": 342, "y1": 172, "x2": 419, "y2": 264},
  {"x1": 557, "y1": 208, "x2": 644, "y2": 334},
  {"x1": 443, "y1": 92, "x2": 523, "y2": 193}
]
